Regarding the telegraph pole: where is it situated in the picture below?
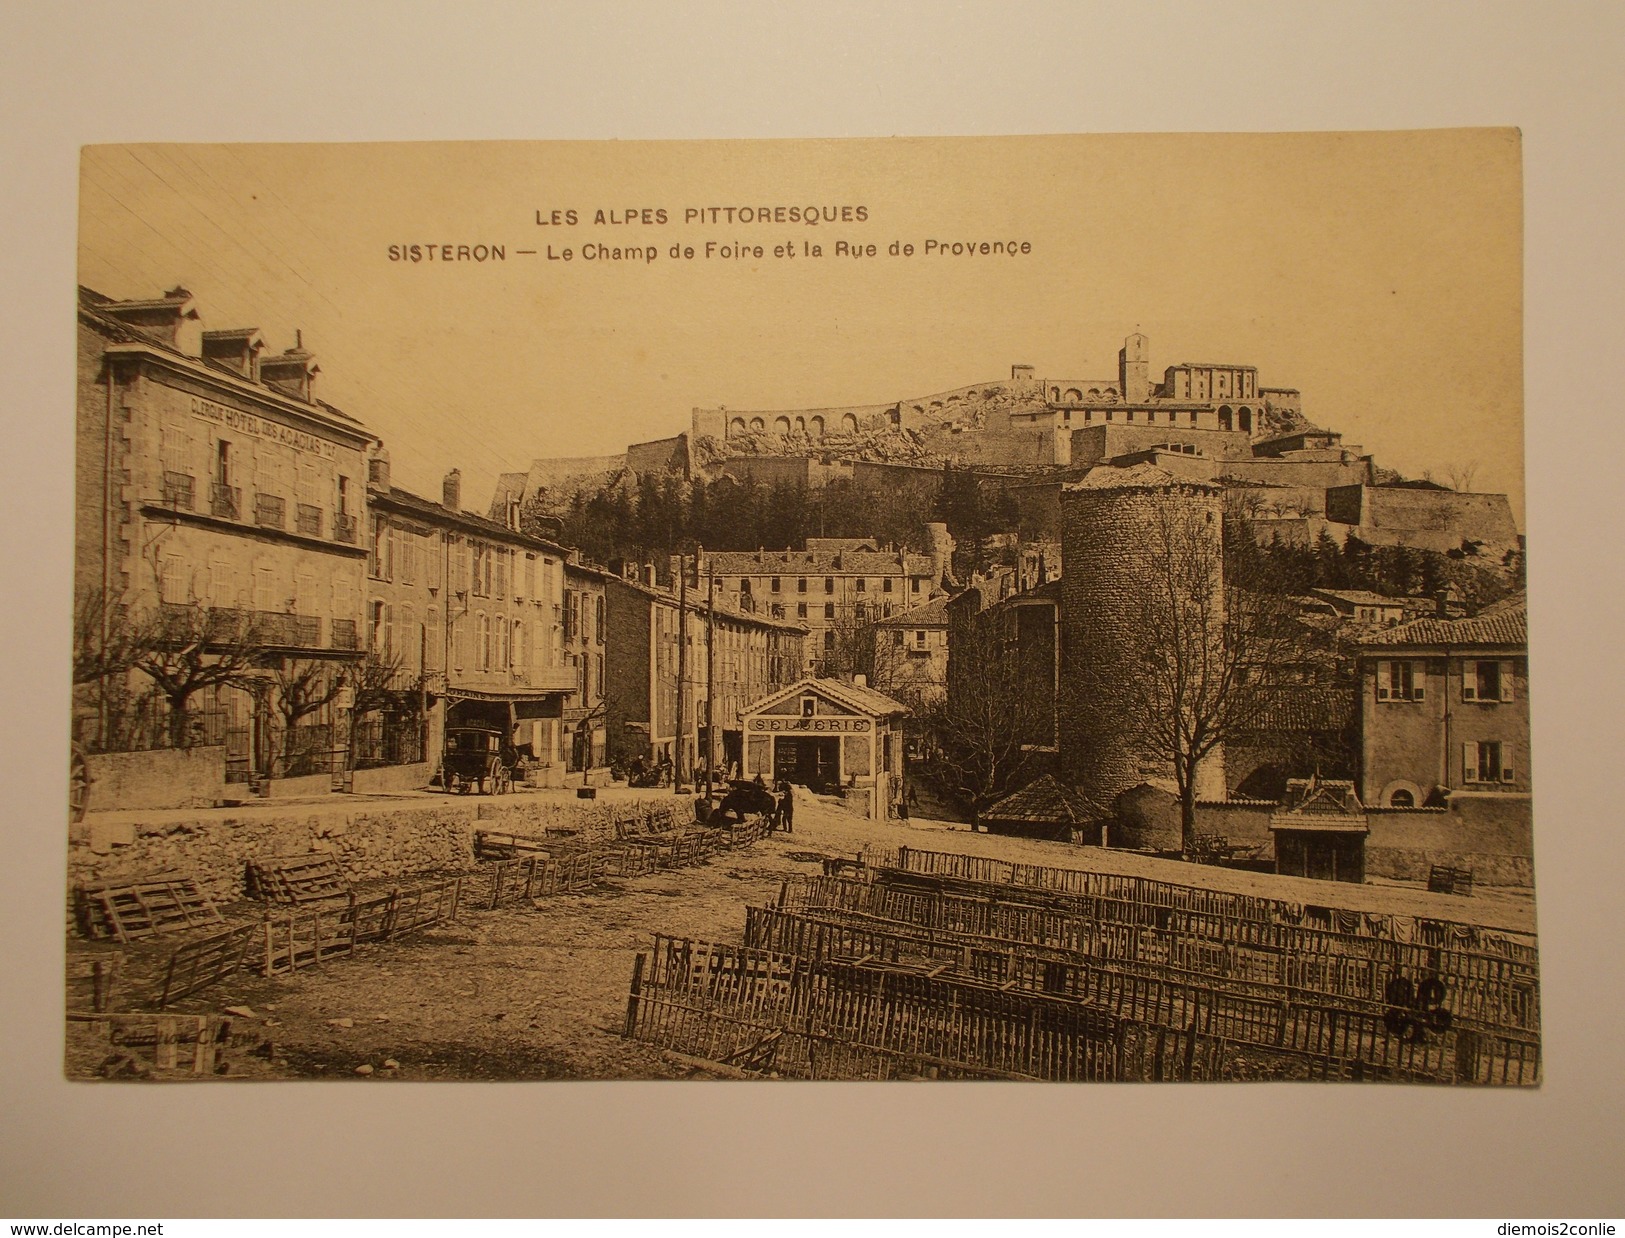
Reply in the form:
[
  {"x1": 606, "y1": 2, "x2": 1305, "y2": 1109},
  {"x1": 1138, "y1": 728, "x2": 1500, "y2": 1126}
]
[
  {"x1": 674, "y1": 555, "x2": 688, "y2": 794},
  {"x1": 705, "y1": 558, "x2": 717, "y2": 802}
]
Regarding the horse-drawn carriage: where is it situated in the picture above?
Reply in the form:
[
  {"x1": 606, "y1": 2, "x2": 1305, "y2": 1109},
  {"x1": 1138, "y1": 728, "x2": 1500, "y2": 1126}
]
[{"x1": 440, "y1": 726, "x2": 515, "y2": 795}]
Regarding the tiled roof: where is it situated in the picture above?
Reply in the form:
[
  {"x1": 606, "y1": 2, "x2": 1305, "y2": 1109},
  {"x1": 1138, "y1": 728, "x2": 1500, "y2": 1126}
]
[
  {"x1": 1362, "y1": 605, "x2": 1527, "y2": 650},
  {"x1": 873, "y1": 596, "x2": 949, "y2": 628},
  {"x1": 981, "y1": 775, "x2": 1097, "y2": 825},
  {"x1": 705, "y1": 547, "x2": 935, "y2": 576},
  {"x1": 1313, "y1": 589, "x2": 1407, "y2": 608},
  {"x1": 375, "y1": 486, "x2": 570, "y2": 555},
  {"x1": 1236, "y1": 685, "x2": 1356, "y2": 733}
]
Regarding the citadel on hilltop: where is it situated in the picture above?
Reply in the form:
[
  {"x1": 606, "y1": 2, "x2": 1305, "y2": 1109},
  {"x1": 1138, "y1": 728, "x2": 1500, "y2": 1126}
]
[{"x1": 493, "y1": 333, "x2": 1521, "y2": 563}]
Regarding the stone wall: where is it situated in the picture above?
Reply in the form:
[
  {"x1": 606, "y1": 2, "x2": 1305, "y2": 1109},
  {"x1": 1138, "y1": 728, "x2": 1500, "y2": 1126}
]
[
  {"x1": 85, "y1": 746, "x2": 227, "y2": 812},
  {"x1": 1365, "y1": 795, "x2": 1534, "y2": 887},
  {"x1": 67, "y1": 790, "x2": 690, "y2": 906}
]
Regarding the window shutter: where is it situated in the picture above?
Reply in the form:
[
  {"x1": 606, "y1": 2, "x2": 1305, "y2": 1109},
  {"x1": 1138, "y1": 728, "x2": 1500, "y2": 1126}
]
[
  {"x1": 1498, "y1": 660, "x2": 1515, "y2": 702},
  {"x1": 1375, "y1": 662, "x2": 1391, "y2": 701},
  {"x1": 1501, "y1": 753, "x2": 1516, "y2": 783},
  {"x1": 1461, "y1": 742, "x2": 1478, "y2": 783},
  {"x1": 1461, "y1": 661, "x2": 1476, "y2": 702},
  {"x1": 1410, "y1": 661, "x2": 1425, "y2": 701}
]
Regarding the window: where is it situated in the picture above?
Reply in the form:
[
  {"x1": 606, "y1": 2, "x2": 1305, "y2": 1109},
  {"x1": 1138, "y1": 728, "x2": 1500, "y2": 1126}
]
[
  {"x1": 797, "y1": 577, "x2": 807, "y2": 594},
  {"x1": 856, "y1": 578, "x2": 866, "y2": 593},
  {"x1": 824, "y1": 602, "x2": 835, "y2": 620},
  {"x1": 494, "y1": 615, "x2": 509, "y2": 672},
  {"x1": 1463, "y1": 659, "x2": 1513, "y2": 702},
  {"x1": 563, "y1": 590, "x2": 577, "y2": 642},
  {"x1": 400, "y1": 604, "x2": 418, "y2": 671},
  {"x1": 824, "y1": 577, "x2": 834, "y2": 594},
  {"x1": 797, "y1": 603, "x2": 808, "y2": 620},
  {"x1": 595, "y1": 595, "x2": 605, "y2": 644},
  {"x1": 801, "y1": 695, "x2": 815, "y2": 717},
  {"x1": 494, "y1": 548, "x2": 508, "y2": 599},
  {"x1": 596, "y1": 652, "x2": 605, "y2": 698},
  {"x1": 771, "y1": 603, "x2": 784, "y2": 619},
  {"x1": 1463, "y1": 741, "x2": 1515, "y2": 784},
  {"x1": 254, "y1": 565, "x2": 277, "y2": 613},
  {"x1": 512, "y1": 620, "x2": 525, "y2": 672},
  {"x1": 524, "y1": 554, "x2": 536, "y2": 600},
  {"x1": 209, "y1": 559, "x2": 233, "y2": 607},
  {"x1": 370, "y1": 517, "x2": 391, "y2": 580},
  {"x1": 1375, "y1": 660, "x2": 1425, "y2": 702},
  {"x1": 370, "y1": 600, "x2": 391, "y2": 656},
  {"x1": 476, "y1": 612, "x2": 491, "y2": 671},
  {"x1": 159, "y1": 554, "x2": 188, "y2": 604},
  {"x1": 910, "y1": 578, "x2": 921, "y2": 594},
  {"x1": 426, "y1": 606, "x2": 442, "y2": 671},
  {"x1": 823, "y1": 630, "x2": 835, "y2": 652},
  {"x1": 914, "y1": 630, "x2": 928, "y2": 650},
  {"x1": 882, "y1": 578, "x2": 893, "y2": 593},
  {"x1": 770, "y1": 576, "x2": 781, "y2": 593},
  {"x1": 399, "y1": 532, "x2": 417, "y2": 586}
]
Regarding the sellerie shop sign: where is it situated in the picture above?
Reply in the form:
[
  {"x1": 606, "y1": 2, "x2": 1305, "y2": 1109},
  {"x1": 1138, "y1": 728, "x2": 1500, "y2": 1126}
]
[
  {"x1": 186, "y1": 393, "x2": 338, "y2": 460},
  {"x1": 749, "y1": 717, "x2": 870, "y2": 733}
]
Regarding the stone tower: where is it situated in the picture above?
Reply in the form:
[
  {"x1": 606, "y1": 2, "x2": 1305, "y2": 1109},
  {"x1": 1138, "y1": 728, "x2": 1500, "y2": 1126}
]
[
  {"x1": 1058, "y1": 463, "x2": 1226, "y2": 817},
  {"x1": 1118, "y1": 332, "x2": 1150, "y2": 403}
]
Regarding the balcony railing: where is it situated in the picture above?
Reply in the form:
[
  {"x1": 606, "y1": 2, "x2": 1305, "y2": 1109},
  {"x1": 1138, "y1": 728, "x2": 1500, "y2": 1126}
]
[
  {"x1": 254, "y1": 493, "x2": 287, "y2": 529},
  {"x1": 210, "y1": 483, "x2": 241, "y2": 520},
  {"x1": 160, "y1": 471, "x2": 195, "y2": 510},
  {"x1": 333, "y1": 512, "x2": 358, "y2": 545},
  {"x1": 331, "y1": 618, "x2": 359, "y2": 650},
  {"x1": 296, "y1": 503, "x2": 323, "y2": 537}
]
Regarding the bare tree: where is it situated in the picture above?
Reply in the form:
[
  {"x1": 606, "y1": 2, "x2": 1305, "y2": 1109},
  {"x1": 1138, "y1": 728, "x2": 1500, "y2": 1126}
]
[
  {"x1": 130, "y1": 603, "x2": 266, "y2": 748},
  {"x1": 271, "y1": 658, "x2": 349, "y2": 774},
  {"x1": 72, "y1": 586, "x2": 147, "y2": 687},
  {"x1": 341, "y1": 645, "x2": 417, "y2": 768},
  {"x1": 1441, "y1": 460, "x2": 1481, "y2": 492},
  {"x1": 1094, "y1": 503, "x2": 1302, "y2": 856},
  {"x1": 924, "y1": 616, "x2": 1050, "y2": 815}
]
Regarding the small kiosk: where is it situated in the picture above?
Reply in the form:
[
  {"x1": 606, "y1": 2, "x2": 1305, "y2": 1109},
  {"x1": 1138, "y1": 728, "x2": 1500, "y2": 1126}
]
[
  {"x1": 1270, "y1": 777, "x2": 1369, "y2": 884},
  {"x1": 739, "y1": 677, "x2": 908, "y2": 823}
]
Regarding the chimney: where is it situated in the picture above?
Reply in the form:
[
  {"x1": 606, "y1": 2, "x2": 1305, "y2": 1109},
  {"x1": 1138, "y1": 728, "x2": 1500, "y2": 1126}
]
[
  {"x1": 442, "y1": 468, "x2": 462, "y2": 512},
  {"x1": 642, "y1": 562, "x2": 656, "y2": 588},
  {"x1": 367, "y1": 444, "x2": 391, "y2": 492},
  {"x1": 853, "y1": 673, "x2": 867, "y2": 689},
  {"x1": 506, "y1": 496, "x2": 522, "y2": 532},
  {"x1": 1434, "y1": 587, "x2": 1459, "y2": 619},
  {"x1": 260, "y1": 333, "x2": 319, "y2": 402}
]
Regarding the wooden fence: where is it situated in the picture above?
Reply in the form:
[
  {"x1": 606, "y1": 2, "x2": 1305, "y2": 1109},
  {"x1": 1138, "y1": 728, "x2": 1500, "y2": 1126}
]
[
  {"x1": 741, "y1": 903, "x2": 1539, "y2": 1086},
  {"x1": 785, "y1": 873, "x2": 1540, "y2": 1037},
  {"x1": 625, "y1": 935, "x2": 1139, "y2": 1081},
  {"x1": 864, "y1": 846, "x2": 1538, "y2": 965},
  {"x1": 258, "y1": 877, "x2": 463, "y2": 975}
]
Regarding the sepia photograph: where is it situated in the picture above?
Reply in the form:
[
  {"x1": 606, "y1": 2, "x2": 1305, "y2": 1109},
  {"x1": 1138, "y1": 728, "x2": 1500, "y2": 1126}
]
[{"x1": 65, "y1": 131, "x2": 1537, "y2": 1086}]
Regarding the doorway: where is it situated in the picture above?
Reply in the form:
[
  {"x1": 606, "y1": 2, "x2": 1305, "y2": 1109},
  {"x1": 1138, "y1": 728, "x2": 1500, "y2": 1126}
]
[{"x1": 774, "y1": 736, "x2": 839, "y2": 792}]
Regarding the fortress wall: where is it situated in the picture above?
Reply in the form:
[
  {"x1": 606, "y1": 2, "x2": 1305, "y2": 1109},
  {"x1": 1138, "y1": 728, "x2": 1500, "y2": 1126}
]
[
  {"x1": 1071, "y1": 424, "x2": 1253, "y2": 467},
  {"x1": 1219, "y1": 458, "x2": 1372, "y2": 489}
]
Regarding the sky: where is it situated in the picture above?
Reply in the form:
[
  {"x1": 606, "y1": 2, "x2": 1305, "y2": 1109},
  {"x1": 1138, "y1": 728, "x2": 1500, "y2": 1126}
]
[{"x1": 78, "y1": 131, "x2": 1525, "y2": 522}]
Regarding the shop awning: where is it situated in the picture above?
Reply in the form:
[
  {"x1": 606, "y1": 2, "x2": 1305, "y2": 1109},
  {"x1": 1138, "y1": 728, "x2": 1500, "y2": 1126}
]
[{"x1": 445, "y1": 685, "x2": 569, "y2": 720}]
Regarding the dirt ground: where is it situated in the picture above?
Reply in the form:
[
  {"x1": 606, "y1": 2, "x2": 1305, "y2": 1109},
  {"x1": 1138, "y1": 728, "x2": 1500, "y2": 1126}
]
[{"x1": 65, "y1": 792, "x2": 1538, "y2": 1083}]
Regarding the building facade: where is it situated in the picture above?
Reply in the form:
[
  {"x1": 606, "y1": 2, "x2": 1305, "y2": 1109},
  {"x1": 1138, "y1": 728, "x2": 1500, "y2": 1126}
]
[
  {"x1": 363, "y1": 465, "x2": 577, "y2": 785},
  {"x1": 699, "y1": 538, "x2": 945, "y2": 676},
  {"x1": 1356, "y1": 597, "x2": 1530, "y2": 809},
  {"x1": 870, "y1": 595, "x2": 950, "y2": 709},
  {"x1": 76, "y1": 286, "x2": 375, "y2": 788},
  {"x1": 603, "y1": 570, "x2": 806, "y2": 776},
  {"x1": 562, "y1": 559, "x2": 612, "y2": 777}
]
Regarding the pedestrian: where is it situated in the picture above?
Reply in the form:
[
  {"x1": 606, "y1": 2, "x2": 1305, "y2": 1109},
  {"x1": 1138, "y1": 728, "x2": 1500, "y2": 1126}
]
[
  {"x1": 896, "y1": 788, "x2": 910, "y2": 823},
  {"x1": 777, "y1": 779, "x2": 794, "y2": 834}
]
